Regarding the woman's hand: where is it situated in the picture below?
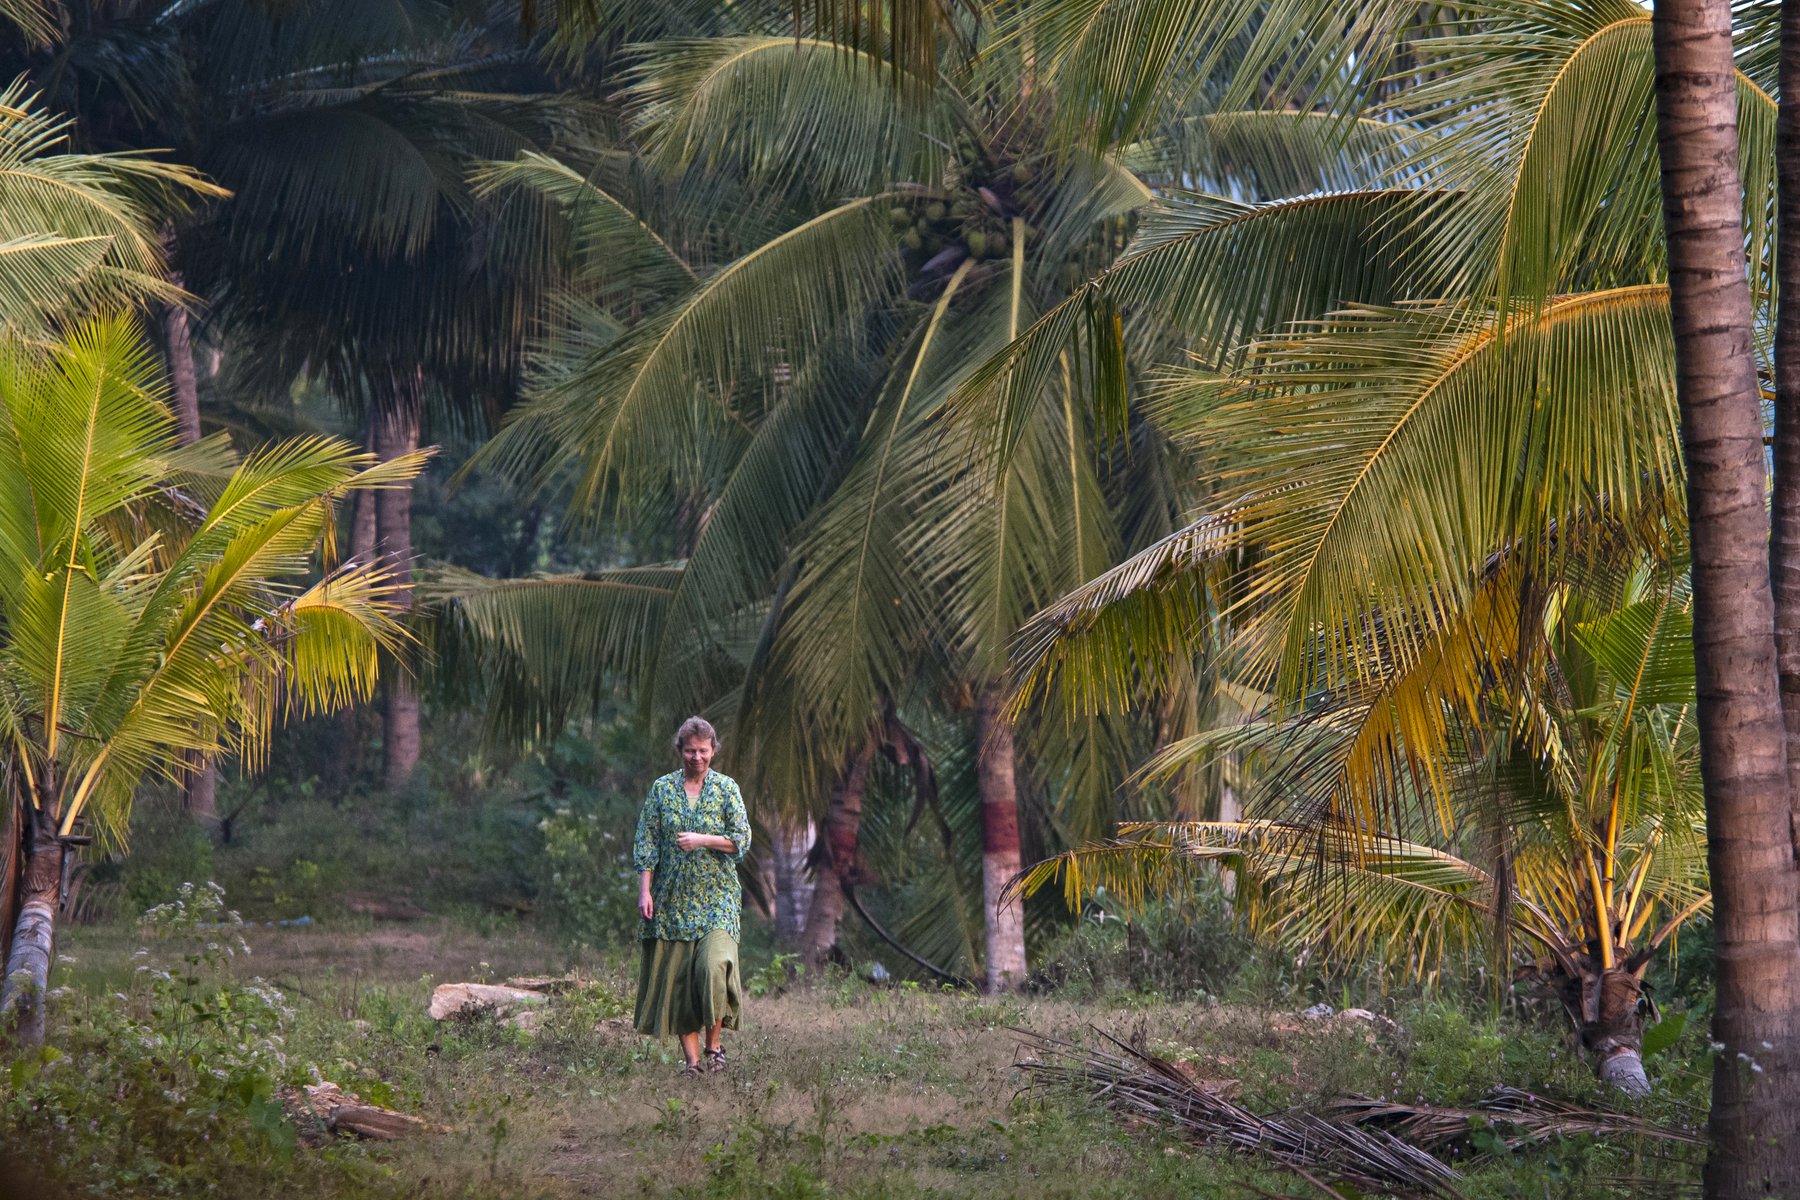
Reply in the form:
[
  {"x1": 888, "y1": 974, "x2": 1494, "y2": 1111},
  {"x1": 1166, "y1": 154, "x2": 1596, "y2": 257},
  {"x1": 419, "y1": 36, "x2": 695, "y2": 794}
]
[
  {"x1": 639, "y1": 890, "x2": 654, "y2": 920},
  {"x1": 675, "y1": 831, "x2": 710, "y2": 852}
]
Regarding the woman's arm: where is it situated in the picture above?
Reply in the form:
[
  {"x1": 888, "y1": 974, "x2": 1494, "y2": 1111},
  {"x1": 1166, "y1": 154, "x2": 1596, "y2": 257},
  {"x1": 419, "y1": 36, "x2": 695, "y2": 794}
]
[
  {"x1": 632, "y1": 785, "x2": 660, "y2": 920},
  {"x1": 674, "y1": 781, "x2": 751, "y2": 858},
  {"x1": 675, "y1": 832, "x2": 738, "y2": 854}
]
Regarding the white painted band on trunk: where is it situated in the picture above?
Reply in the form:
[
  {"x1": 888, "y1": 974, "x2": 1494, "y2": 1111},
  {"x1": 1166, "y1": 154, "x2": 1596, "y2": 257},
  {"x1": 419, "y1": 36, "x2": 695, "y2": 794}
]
[
  {"x1": 0, "y1": 898, "x2": 55, "y2": 1015},
  {"x1": 1598, "y1": 1047, "x2": 1651, "y2": 1097}
]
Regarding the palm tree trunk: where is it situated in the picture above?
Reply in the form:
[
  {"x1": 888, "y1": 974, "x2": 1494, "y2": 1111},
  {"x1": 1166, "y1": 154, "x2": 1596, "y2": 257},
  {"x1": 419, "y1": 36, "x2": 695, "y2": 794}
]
[
  {"x1": 374, "y1": 385, "x2": 422, "y2": 790},
  {"x1": 1563, "y1": 965, "x2": 1653, "y2": 1097},
  {"x1": 975, "y1": 682, "x2": 1027, "y2": 993},
  {"x1": 1653, "y1": 2, "x2": 1800, "y2": 1191},
  {"x1": 331, "y1": 422, "x2": 381, "y2": 795},
  {"x1": 162, "y1": 293, "x2": 221, "y2": 827},
  {"x1": 1775, "y1": 0, "x2": 1800, "y2": 867},
  {"x1": 0, "y1": 790, "x2": 20, "y2": 1004},
  {"x1": 1, "y1": 801, "x2": 63, "y2": 1045},
  {"x1": 163, "y1": 298, "x2": 202, "y2": 446},
  {"x1": 772, "y1": 818, "x2": 816, "y2": 948},
  {"x1": 800, "y1": 748, "x2": 871, "y2": 968}
]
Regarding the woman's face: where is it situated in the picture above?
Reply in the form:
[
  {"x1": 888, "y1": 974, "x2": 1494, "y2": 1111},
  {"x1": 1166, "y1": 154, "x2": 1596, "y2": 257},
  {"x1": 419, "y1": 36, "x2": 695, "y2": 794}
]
[{"x1": 680, "y1": 736, "x2": 715, "y2": 776}]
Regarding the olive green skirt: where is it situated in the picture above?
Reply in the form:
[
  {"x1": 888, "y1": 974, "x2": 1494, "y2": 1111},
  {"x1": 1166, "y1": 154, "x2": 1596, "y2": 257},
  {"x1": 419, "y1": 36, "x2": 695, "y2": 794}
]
[{"x1": 634, "y1": 930, "x2": 742, "y2": 1038}]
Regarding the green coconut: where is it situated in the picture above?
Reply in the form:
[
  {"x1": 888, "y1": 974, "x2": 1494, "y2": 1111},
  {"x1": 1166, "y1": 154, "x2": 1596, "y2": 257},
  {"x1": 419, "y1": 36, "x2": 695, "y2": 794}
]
[{"x1": 965, "y1": 230, "x2": 988, "y2": 258}]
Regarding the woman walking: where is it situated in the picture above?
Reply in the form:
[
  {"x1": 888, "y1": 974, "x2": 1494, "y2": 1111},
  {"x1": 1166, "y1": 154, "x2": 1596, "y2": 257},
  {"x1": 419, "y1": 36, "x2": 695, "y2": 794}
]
[{"x1": 632, "y1": 717, "x2": 752, "y2": 1075}]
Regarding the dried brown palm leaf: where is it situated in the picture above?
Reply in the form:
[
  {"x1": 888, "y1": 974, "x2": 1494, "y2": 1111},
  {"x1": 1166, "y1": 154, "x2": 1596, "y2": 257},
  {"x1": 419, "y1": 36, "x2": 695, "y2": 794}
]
[{"x1": 1015, "y1": 1030, "x2": 1467, "y2": 1200}]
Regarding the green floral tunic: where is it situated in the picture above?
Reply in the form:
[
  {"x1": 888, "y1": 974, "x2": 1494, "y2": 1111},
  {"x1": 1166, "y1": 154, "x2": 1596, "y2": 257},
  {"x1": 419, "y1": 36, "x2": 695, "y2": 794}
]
[{"x1": 632, "y1": 770, "x2": 751, "y2": 943}]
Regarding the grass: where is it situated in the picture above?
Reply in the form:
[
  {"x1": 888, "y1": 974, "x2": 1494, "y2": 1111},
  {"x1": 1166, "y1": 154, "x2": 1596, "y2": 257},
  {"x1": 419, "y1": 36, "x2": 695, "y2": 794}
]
[{"x1": 5, "y1": 906, "x2": 1710, "y2": 1200}]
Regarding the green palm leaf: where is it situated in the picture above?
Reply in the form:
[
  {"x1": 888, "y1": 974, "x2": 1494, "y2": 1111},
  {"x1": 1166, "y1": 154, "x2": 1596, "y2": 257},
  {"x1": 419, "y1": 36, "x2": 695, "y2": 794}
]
[
  {"x1": 472, "y1": 150, "x2": 697, "y2": 307},
  {"x1": 1209, "y1": 286, "x2": 1681, "y2": 698},
  {"x1": 428, "y1": 564, "x2": 681, "y2": 740},
  {"x1": 623, "y1": 36, "x2": 958, "y2": 202},
  {"x1": 1004, "y1": 0, "x2": 1416, "y2": 151},
  {"x1": 478, "y1": 193, "x2": 903, "y2": 514}
]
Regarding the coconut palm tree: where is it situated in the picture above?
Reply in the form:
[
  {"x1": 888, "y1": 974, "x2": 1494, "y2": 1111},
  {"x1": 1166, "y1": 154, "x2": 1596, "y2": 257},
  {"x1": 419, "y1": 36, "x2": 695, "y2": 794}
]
[{"x1": 0, "y1": 318, "x2": 422, "y2": 1045}]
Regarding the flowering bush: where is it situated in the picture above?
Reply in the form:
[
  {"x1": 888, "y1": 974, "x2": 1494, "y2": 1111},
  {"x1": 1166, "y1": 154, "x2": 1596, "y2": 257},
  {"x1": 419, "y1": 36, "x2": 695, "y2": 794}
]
[{"x1": 2, "y1": 883, "x2": 299, "y2": 1195}]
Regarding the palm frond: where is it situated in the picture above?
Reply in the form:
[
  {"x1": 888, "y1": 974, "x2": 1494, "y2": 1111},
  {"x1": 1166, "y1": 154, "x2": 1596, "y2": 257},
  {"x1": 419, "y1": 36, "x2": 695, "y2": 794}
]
[
  {"x1": 1009, "y1": 508, "x2": 1239, "y2": 716},
  {"x1": 1005, "y1": 0, "x2": 1416, "y2": 152},
  {"x1": 1210, "y1": 287, "x2": 1681, "y2": 700},
  {"x1": 476, "y1": 194, "x2": 903, "y2": 514},
  {"x1": 947, "y1": 188, "x2": 1457, "y2": 466},
  {"x1": 472, "y1": 150, "x2": 697, "y2": 307},
  {"x1": 0, "y1": 83, "x2": 222, "y2": 332},
  {"x1": 623, "y1": 36, "x2": 959, "y2": 202},
  {"x1": 427, "y1": 564, "x2": 681, "y2": 739}
]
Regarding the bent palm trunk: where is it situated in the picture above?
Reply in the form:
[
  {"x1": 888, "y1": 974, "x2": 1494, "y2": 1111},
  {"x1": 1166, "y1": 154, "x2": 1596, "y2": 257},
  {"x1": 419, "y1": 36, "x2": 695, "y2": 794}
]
[
  {"x1": 1653, "y1": 0, "x2": 1800, "y2": 1190},
  {"x1": 1, "y1": 804, "x2": 64, "y2": 1045}
]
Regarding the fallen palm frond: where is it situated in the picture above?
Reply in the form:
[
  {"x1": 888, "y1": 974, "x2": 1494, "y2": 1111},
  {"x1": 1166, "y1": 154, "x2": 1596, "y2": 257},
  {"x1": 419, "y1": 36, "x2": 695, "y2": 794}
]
[
  {"x1": 1016, "y1": 1030, "x2": 1467, "y2": 1199},
  {"x1": 1017, "y1": 1030, "x2": 1701, "y2": 1199},
  {"x1": 1325, "y1": 1087, "x2": 1701, "y2": 1155}
]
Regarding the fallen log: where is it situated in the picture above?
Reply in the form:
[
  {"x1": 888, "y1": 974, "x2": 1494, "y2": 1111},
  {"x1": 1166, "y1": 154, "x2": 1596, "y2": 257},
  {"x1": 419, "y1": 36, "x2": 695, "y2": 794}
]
[{"x1": 284, "y1": 1082, "x2": 445, "y2": 1144}]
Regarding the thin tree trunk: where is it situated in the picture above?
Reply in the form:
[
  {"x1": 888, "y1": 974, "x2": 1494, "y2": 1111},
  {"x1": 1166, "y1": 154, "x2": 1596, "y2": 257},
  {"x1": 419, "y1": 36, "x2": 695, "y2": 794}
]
[
  {"x1": 800, "y1": 749, "x2": 870, "y2": 968},
  {"x1": 1653, "y1": 3, "x2": 1800, "y2": 1192},
  {"x1": 1, "y1": 804, "x2": 62, "y2": 1045},
  {"x1": 1777, "y1": 0, "x2": 1800, "y2": 867},
  {"x1": 350, "y1": 421, "x2": 378, "y2": 566},
  {"x1": 975, "y1": 682, "x2": 1027, "y2": 993},
  {"x1": 374, "y1": 388, "x2": 422, "y2": 790},
  {"x1": 163, "y1": 298, "x2": 202, "y2": 446},
  {"x1": 772, "y1": 819, "x2": 816, "y2": 948},
  {"x1": 163, "y1": 293, "x2": 221, "y2": 827},
  {"x1": 183, "y1": 759, "x2": 217, "y2": 827},
  {"x1": 332, "y1": 421, "x2": 381, "y2": 795}
]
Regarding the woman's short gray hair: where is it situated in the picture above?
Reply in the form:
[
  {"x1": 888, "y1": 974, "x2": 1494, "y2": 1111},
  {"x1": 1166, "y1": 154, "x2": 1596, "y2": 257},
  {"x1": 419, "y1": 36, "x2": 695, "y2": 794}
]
[{"x1": 673, "y1": 716, "x2": 719, "y2": 752}]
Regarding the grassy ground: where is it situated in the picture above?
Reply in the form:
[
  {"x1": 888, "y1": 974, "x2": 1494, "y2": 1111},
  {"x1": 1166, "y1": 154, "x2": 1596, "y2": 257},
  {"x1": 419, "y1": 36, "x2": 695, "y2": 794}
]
[{"x1": 6, "y1": 909, "x2": 1708, "y2": 1200}]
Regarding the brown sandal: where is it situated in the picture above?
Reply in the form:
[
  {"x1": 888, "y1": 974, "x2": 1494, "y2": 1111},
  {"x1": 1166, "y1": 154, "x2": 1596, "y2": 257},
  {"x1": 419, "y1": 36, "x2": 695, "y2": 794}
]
[{"x1": 704, "y1": 1048, "x2": 727, "y2": 1072}]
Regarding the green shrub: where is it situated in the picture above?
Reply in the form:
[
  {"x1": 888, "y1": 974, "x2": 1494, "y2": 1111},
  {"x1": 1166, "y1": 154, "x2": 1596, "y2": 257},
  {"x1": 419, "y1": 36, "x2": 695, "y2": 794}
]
[
  {"x1": 2, "y1": 883, "x2": 304, "y2": 1196},
  {"x1": 103, "y1": 810, "x2": 217, "y2": 920},
  {"x1": 537, "y1": 800, "x2": 639, "y2": 949},
  {"x1": 1030, "y1": 879, "x2": 1254, "y2": 1000}
]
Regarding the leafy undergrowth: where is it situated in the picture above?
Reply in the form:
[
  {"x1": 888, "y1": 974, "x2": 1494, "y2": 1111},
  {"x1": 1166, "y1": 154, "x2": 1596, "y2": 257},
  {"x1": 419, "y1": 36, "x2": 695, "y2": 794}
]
[{"x1": 3, "y1": 902, "x2": 1711, "y2": 1199}]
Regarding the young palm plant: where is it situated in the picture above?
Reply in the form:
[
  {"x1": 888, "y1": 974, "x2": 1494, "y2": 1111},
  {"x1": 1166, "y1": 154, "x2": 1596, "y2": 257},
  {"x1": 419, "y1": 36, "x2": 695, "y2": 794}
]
[
  {"x1": 1022, "y1": 559, "x2": 1708, "y2": 1093},
  {"x1": 0, "y1": 319, "x2": 422, "y2": 1044}
]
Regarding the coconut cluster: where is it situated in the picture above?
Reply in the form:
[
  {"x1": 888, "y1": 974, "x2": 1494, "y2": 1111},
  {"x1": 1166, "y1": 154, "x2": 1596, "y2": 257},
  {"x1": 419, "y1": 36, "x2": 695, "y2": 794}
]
[{"x1": 891, "y1": 156, "x2": 1044, "y2": 293}]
